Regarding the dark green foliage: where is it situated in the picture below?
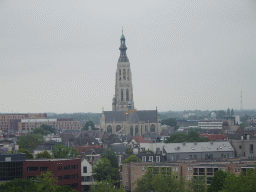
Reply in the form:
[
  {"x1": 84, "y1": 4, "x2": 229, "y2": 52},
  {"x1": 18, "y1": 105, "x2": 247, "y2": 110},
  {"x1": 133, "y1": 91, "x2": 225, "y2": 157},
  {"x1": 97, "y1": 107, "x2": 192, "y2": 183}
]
[
  {"x1": 36, "y1": 150, "x2": 52, "y2": 159},
  {"x1": 134, "y1": 166, "x2": 184, "y2": 192},
  {"x1": 207, "y1": 170, "x2": 227, "y2": 192},
  {"x1": 164, "y1": 131, "x2": 208, "y2": 143},
  {"x1": 33, "y1": 124, "x2": 56, "y2": 136},
  {"x1": 220, "y1": 168, "x2": 256, "y2": 192},
  {"x1": 125, "y1": 147, "x2": 133, "y2": 154},
  {"x1": 226, "y1": 108, "x2": 231, "y2": 117},
  {"x1": 92, "y1": 158, "x2": 119, "y2": 182},
  {"x1": 0, "y1": 171, "x2": 76, "y2": 192},
  {"x1": 187, "y1": 176, "x2": 207, "y2": 192},
  {"x1": 90, "y1": 179, "x2": 125, "y2": 192},
  {"x1": 231, "y1": 108, "x2": 234, "y2": 116},
  {"x1": 161, "y1": 118, "x2": 177, "y2": 127},
  {"x1": 18, "y1": 148, "x2": 33, "y2": 159},
  {"x1": 51, "y1": 144, "x2": 79, "y2": 158},
  {"x1": 122, "y1": 155, "x2": 141, "y2": 164},
  {"x1": 101, "y1": 148, "x2": 119, "y2": 169},
  {"x1": 82, "y1": 120, "x2": 95, "y2": 130},
  {"x1": 17, "y1": 134, "x2": 45, "y2": 150}
]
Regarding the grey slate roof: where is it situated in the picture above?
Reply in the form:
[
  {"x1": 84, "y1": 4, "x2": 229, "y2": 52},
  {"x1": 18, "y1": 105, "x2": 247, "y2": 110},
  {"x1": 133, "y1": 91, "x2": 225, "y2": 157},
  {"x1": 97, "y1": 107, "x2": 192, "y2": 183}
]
[
  {"x1": 164, "y1": 141, "x2": 234, "y2": 154},
  {"x1": 103, "y1": 110, "x2": 158, "y2": 123}
]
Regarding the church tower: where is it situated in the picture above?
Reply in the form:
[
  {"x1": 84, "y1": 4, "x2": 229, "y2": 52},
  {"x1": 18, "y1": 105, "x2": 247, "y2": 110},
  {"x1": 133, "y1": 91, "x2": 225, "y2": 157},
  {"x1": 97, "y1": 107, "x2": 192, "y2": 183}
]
[{"x1": 112, "y1": 30, "x2": 134, "y2": 111}]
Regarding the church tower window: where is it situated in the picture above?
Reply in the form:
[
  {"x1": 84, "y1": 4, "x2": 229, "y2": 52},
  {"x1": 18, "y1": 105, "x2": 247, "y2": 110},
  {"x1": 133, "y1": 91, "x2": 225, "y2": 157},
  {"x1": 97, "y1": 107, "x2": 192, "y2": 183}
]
[
  {"x1": 126, "y1": 89, "x2": 129, "y2": 101},
  {"x1": 107, "y1": 125, "x2": 112, "y2": 133},
  {"x1": 121, "y1": 89, "x2": 123, "y2": 101},
  {"x1": 123, "y1": 69, "x2": 126, "y2": 80}
]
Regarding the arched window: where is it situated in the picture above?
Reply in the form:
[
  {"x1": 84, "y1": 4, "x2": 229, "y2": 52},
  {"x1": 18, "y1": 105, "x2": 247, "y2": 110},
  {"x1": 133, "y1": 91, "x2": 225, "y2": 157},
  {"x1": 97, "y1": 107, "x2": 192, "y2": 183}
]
[
  {"x1": 127, "y1": 69, "x2": 130, "y2": 80},
  {"x1": 145, "y1": 125, "x2": 147, "y2": 132},
  {"x1": 119, "y1": 69, "x2": 121, "y2": 76},
  {"x1": 126, "y1": 89, "x2": 129, "y2": 101},
  {"x1": 135, "y1": 125, "x2": 139, "y2": 135},
  {"x1": 116, "y1": 125, "x2": 121, "y2": 133},
  {"x1": 121, "y1": 89, "x2": 123, "y2": 101},
  {"x1": 123, "y1": 69, "x2": 126, "y2": 80},
  {"x1": 150, "y1": 124, "x2": 155, "y2": 132},
  {"x1": 130, "y1": 126, "x2": 133, "y2": 137},
  {"x1": 107, "y1": 125, "x2": 112, "y2": 133}
]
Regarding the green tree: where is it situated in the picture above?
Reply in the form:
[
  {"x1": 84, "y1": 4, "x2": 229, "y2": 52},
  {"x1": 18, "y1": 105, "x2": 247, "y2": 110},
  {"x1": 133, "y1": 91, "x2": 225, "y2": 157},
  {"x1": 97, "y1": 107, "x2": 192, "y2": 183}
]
[
  {"x1": 226, "y1": 108, "x2": 231, "y2": 117},
  {"x1": 90, "y1": 179, "x2": 125, "y2": 192},
  {"x1": 187, "y1": 176, "x2": 207, "y2": 192},
  {"x1": 165, "y1": 131, "x2": 208, "y2": 143},
  {"x1": 101, "y1": 148, "x2": 119, "y2": 169},
  {"x1": 18, "y1": 148, "x2": 33, "y2": 159},
  {"x1": 0, "y1": 171, "x2": 76, "y2": 192},
  {"x1": 36, "y1": 150, "x2": 52, "y2": 159},
  {"x1": 83, "y1": 120, "x2": 95, "y2": 130},
  {"x1": 92, "y1": 158, "x2": 120, "y2": 182},
  {"x1": 207, "y1": 169, "x2": 227, "y2": 192},
  {"x1": 161, "y1": 118, "x2": 177, "y2": 127},
  {"x1": 216, "y1": 110, "x2": 226, "y2": 119},
  {"x1": 220, "y1": 168, "x2": 256, "y2": 192},
  {"x1": 51, "y1": 144, "x2": 79, "y2": 158},
  {"x1": 164, "y1": 133, "x2": 187, "y2": 143},
  {"x1": 134, "y1": 166, "x2": 184, "y2": 192},
  {"x1": 231, "y1": 108, "x2": 234, "y2": 116},
  {"x1": 17, "y1": 134, "x2": 45, "y2": 150},
  {"x1": 32, "y1": 124, "x2": 56, "y2": 136},
  {"x1": 122, "y1": 155, "x2": 141, "y2": 164}
]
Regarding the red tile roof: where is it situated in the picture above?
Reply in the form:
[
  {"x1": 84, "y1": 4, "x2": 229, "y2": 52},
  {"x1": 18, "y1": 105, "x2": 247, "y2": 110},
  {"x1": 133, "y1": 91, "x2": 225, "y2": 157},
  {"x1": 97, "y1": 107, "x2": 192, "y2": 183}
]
[
  {"x1": 133, "y1": 136, "x2": 152, "y2": 143},
  {"x1": 200, "y1": 134, "x2": 226, "y2": 141}
]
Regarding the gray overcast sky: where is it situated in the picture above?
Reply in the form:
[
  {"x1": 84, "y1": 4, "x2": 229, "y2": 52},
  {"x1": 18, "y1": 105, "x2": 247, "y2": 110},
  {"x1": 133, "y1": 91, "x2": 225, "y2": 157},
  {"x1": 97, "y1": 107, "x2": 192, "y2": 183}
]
[{"x1": 0, "y1": 0, "x2": 256, "y2": 113}]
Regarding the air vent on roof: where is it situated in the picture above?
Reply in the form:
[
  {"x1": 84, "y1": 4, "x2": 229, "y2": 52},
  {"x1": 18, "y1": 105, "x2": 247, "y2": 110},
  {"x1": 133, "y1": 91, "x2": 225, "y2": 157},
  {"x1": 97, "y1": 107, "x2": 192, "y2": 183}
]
[
  {"x1": 194, "y1": 142, "x2": 197, "y2": 145},
  {"x1": 177, "y1": 146, "x2": 180, "y2": 150},
  {"x1": 191, "y1": 147, "x2": 195, "y2": 150},
  {"x1": 202, "y1": 147, "x2": 205, "y2": 150},
  {"x1": 183, "y1": 142, "x2": 185, "y2": 146},
  {"x1": 219, "y1": 146, "x2": 222, "y2": 149}
]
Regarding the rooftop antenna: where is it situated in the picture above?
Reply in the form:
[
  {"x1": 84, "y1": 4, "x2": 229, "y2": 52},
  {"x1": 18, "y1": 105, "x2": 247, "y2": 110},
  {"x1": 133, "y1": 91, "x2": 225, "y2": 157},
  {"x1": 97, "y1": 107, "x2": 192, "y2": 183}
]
[{"x1": 240, "y1": 91, "x2": 243, "y2": 111}]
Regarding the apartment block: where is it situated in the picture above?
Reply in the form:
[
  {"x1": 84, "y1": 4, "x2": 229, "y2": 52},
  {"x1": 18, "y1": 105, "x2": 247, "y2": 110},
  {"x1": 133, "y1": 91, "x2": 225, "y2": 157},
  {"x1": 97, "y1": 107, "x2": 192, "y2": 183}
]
[
  {"x1": 0, "y1": 113, "x2": 47, "y2": 131},
  {"x1": 17, "y1": 118, "x2": 81, "y2": 132},
  {"x1": 23, "y1": 158, "x2": 81, "y2": 191}
]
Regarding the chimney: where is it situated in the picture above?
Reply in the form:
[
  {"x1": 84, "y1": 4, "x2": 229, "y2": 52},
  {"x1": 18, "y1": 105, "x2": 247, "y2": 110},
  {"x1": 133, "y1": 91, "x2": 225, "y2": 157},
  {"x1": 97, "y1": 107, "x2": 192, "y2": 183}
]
[{"x1": 247, "y1": 135, "x2": 250, "y2": 140}]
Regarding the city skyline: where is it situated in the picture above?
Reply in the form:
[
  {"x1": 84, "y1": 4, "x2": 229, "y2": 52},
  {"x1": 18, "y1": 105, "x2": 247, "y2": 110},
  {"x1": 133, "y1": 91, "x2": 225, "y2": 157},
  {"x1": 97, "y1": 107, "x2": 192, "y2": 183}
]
[{"x1": 1, "y1": 0, "x2": 256, "y2": 113}]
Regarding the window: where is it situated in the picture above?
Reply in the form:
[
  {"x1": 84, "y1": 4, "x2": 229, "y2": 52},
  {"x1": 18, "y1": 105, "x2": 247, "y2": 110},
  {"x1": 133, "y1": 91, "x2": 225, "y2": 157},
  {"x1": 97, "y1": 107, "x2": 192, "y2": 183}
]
[
  {"x1": 149, "y1": 156, "x2": 153, "y2": 162},
  {"x1": 81, "y1": 176, "x2": 85, "y2": 182},
  {"x1": 40, "y1": 167, "x2": 48, "y2": 171},
  {"x1": 71, "y1": 174, "x2": 78, "y2": 179},
  {"x1": 121, "y1": 89, "x2": 123, "y2": 101},
  {"x1": 58, "y1": 176, "x2": 62, "y2": 180},
  {"x1": 83, "y1": 166, "x2": 87, "y2": 173},
  {"x1": 64, "y1": 165, "x2": 70, "y2": 170},
  {"x1": 156, "y1": 156, "x2": 160, "y2": 163},
  {"x1": 235, "y1": 168, "x2": 237, "y2": 172},
  {"x1": 71, "y1": 165, "x2": 78, "y2": 169},
  {"x1": 27, "y1": 167, "x2": 38, "y2": 171},
  {"x1": 57, "y1": 166, "x2": 62, "y2": 171},
  {"x1": 71, "y1": 183, "x2": 78, "y2": 188},
  {"x1": 86, "y1": 176, "x2": 91, "y2": 181},
  {"x1": 63, "y1": 175, "x2": 70, "y2": 179},
  {"x1": 142, "y1": 156, "x2": 146, "y2": 162},
  {"x1": 126, "y1": 89, "x2": 129, "y2": 101}
]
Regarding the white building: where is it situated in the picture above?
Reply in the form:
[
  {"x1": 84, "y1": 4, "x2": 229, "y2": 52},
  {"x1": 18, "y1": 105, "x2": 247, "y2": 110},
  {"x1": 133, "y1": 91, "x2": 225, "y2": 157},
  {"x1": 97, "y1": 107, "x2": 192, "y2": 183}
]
[
  {"x1": 198, "y1": 120, "x2": 223, "y2": 129},
  {"x1": 81, "y1": 158, "x2": 94, "y2": 192}
]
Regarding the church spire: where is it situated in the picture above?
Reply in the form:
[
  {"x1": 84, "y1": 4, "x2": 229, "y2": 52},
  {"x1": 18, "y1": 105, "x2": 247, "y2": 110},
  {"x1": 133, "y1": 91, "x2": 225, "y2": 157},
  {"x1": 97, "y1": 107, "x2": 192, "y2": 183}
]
[{"x1": 118, "y1": 29, "x2": 129, "y2": 62}]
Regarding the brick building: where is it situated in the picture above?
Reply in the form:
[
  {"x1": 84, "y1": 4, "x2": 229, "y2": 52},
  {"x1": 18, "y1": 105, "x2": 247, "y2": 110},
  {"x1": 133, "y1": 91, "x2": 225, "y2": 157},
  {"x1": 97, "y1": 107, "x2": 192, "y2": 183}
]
[
  {"x1": 17, "y1": 118, "x2": 81, "y2": 132},
  {"x1": 0, "y1": 113, "x2": 47, "y2": 131},
  {"x1": 23, "y1": 158, "x2": 81, "y2": 191},
  {"x1": 121, "y1": 159, "x2": 256, "y2": 191}
]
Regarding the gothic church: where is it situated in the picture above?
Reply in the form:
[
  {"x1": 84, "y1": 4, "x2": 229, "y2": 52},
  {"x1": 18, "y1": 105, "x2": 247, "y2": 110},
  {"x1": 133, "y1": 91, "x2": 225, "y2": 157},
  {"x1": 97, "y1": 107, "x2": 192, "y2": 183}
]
[{"x1": 100, "y1": 31, "x2": 161, "y2": 136}]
